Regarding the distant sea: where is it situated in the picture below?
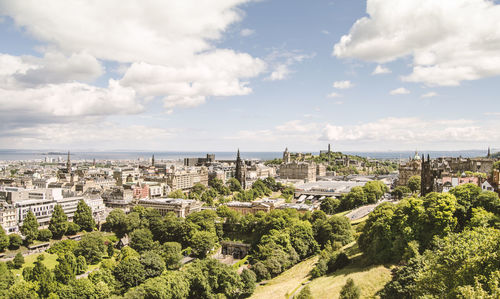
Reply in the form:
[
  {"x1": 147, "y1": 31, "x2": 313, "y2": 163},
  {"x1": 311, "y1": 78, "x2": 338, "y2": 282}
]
[{"x1": 0, "y1": 149, "x2": 492, "y2": 162}]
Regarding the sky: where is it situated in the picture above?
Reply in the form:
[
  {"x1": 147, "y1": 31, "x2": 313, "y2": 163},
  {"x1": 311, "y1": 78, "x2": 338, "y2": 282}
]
[{"x1": 0, "y1": 0, "x2": 499, "y2": 152}]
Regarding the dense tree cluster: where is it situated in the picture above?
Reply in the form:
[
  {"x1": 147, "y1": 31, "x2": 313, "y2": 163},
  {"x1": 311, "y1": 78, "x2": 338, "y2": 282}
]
[
  {"x1": 365, "y1": 184, "x2": 500, "y2": 298},
  {"x1": 319, "y1": 181, "x2": 388, "y2": 215}
]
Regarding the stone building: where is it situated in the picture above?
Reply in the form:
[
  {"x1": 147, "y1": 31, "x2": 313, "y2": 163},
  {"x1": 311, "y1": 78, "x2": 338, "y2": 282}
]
[
  {"x1": 398, "y1": 152, "x2": 422, "y2": 186},
  {"x1": 279, "y1": 161, "x2": 317, "y2": 182}
]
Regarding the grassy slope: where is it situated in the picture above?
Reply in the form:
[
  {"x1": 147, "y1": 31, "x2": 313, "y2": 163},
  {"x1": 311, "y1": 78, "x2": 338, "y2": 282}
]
[
  {"x1": 250, "y1": 243, "x2": 392, "y2": 299},
  {"x1": 250, "y1": 256, "x2": 319, "y2": 299},
  {"x1": 307, "y1": 263, "x2": 391, "y2": 299}
]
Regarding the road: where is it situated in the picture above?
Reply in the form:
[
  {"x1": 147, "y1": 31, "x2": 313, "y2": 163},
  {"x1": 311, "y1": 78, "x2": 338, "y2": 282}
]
[{"x1": 344, "y1": 199, "x2": 397, "y2": 221}]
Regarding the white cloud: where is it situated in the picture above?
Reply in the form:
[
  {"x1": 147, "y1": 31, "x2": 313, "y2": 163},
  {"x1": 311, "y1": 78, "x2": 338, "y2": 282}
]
[
  {"x1": 332, "y1": 80, "x2": 354, "y2": 89},
  {"x1": 0, "y1": 122, "x2": 177, "y2": 150},
  {"x1": 321, "y1": 30, "x2": 330, "y2": 35},
  {"x1": 120, "y1": 50, "x2": 265, "y2": 108},
  {"x1": 327, "y1": 92, "x2": 342, "y2": 98},
  {"x1": 0, "y1": 0, "x2": 266, "y2": 113},
  {"x1": 390, "y1": 87, "x2": 410, "y2": 95},
  {"x1": 240, "y1": 28, "x2": 255, "y2": 37},
  {"x1": 421, "y1": 91, "x2": 438, "y2": 98},
  {"x1": 333, "y1": 0, "x2": 500, "y2": 86},
  {"x1": 268, "y1": 64, "x2": 291, "y2": 81},
  {"x1": 265, "y1": 50, "x2": 314, "y2": 81},
  {"x1": 0, "y1": 79, "x2": 141, "y2": 117},
  {"x1": 484, "y1": 112, "x2": 500, "y2": 116},
  {"x1": 335, "y1": 101, "x2": 344, "y2": 105},
  {"x1": 372, "y1": 65, "x2": 391, "y2": 75},
  {"x1": 320, "y1": 117, "x2": 498, "y2": 144}
]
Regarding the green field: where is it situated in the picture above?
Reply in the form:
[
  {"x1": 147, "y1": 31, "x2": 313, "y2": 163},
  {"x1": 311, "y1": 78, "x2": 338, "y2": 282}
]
[{"x1": 11, "y1": 252, "x2": 59, "y2": 276}]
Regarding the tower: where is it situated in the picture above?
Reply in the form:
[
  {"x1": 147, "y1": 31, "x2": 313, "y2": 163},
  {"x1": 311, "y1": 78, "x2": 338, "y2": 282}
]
[
  {"x1": 283, "y1": 147, "x2": 291, "y2": 164},
  {"x1": 66, "y1": 151, "x2": 71, "y2": 173},
  {"x1": 421, "y1": 154, "x2": 433, "y2": 196},
  {"x1": 152, "y1": 154, "x2": 155, "y2": 166},
  {"x1": 235, "y1": 149, "x2": 246, "y2": 189},
  {"x1": 487, "y1": 147, "x2": 491, "y2": 158}
]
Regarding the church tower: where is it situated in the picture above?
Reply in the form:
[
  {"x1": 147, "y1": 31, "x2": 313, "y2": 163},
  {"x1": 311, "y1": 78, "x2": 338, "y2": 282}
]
[
  {"x1": 235, "y1": 149, "x2": 246, "y2": 189},
  {"x1": 152, "y1": 154, "x2": 155, "y2": 166},
  {"x1": 283, "y1": 147, "x2": 291, "y2": 164},
  {"x1": 487, "y1": 147, "x2": 491, "y2": 158},
  {"x1": 66, "y1": 151, "x2": 71, "y2": 173}
]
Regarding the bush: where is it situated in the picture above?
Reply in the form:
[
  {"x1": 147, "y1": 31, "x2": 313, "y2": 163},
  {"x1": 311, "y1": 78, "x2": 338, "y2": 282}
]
[
  {"x1": 9, "y1": 234, "x2": 22, "y2": 250},
  {"x1": 37, "y1": 229, "x2": 53, "y2": 241},
  {"x1": 296, "y1": 285, "x2": 313, "y2": 299},
  {"x1": 340, "y1": 278, "x2": 361, "y2": 299},
  {"x1": 327, "y1": 252, "x2": 350, "y2": 273},
  {"x1": 66, "y1": 222, "x2": 81, "y2": 235},
  {"x1": 13, "y1": 252, "x2": 24, "y2": 269},
  {"x1": 252, "y1": 262, "x2": 270, "y2": 281}
]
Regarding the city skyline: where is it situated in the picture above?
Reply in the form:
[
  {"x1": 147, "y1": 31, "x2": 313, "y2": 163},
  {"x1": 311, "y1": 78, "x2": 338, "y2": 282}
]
[{"x1": 0, "y1": 0, "x2": 499, "y2": 151}]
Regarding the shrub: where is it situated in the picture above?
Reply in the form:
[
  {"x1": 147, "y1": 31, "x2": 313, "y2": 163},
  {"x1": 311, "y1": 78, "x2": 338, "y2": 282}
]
[{"x1": 37, "y1": 229, "x2": 53, "y2": 241}]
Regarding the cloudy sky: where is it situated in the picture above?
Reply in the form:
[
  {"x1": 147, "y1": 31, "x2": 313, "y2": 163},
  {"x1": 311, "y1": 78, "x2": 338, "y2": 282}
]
[{"x1": 0, "y1": 0, "x2": 499, "y2": 151}]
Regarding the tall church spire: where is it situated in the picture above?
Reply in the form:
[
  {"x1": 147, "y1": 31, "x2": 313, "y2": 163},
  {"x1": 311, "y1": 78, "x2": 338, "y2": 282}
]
[
  {"x1": 235, "y1": 149, "x2": 245, "y2": 189},
  {"x1": 487, "y1": 147, "x2": 491, "y2": 158},
  {"x1": 66, "y1": 151, "x2": 71, "y2": 173},
  {"x1": 152, "y1": 154, "x2": 155, "y2": 166}
]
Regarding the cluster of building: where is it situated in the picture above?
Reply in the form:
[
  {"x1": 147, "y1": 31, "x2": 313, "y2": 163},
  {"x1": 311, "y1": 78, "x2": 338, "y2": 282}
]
[
  {"x1": 0, "y1": 151, "x2": 279, "y2": 234},
  {"x1": 398, "y1": 150, "x2": 499, "y2": 195}
]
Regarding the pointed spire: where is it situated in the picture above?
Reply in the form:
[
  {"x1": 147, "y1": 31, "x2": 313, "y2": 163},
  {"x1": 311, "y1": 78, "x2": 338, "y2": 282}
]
[
  {"x1": 66, "y1": 150, "x2": 71, "y2": 173},
  {"x1": 487, "y1": 147, "x2": 491, "y2": 158},
  {"x1": 152, "y1": 154, "x2": 155, "y2": 166}
]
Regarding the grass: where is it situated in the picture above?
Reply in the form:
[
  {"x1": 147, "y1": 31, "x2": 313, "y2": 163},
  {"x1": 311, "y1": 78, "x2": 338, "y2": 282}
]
[
  {"x1": 307, "y1": 263, "x2": 392, "y2": 299},
  {"x1": 11, "y1": 252, "x2": 59, "y2": 276},
  {"x1": 250, "y1": 242, "x2": 392, "y2": 299},
  {"x1": 250, "y1": 256, "x2": 319, "y2": 299}
]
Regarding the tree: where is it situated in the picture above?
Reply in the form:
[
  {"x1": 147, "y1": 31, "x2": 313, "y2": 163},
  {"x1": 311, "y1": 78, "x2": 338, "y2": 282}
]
[
  {"x1": 139, "y1": 251, "x2": 165, "y2": 279},
  {"x1": 74, "y1": 232, "x2": 106, "y2": 264},
  {"x1": 363, "y1": 181, "x2": 388, "y2": 203},
  {"x1": 168, "y1": 189, "x2": 186, "y2": 199},
  {"x1": 252, "y1": 261, "x2": 270, "y2": 281},
  {"x1": 340, "y1": 278, "x2": 361, "y2": 299},
  {"x1": 227, "y1": 178, "x2": 242, "y2": 192},
  {"x1": 105, "y1": 209, "x2": 128, "y2": 238},
  {"x1": 37, "y1": 228, "x2": 52, "y2": 241},
  {"x1": 240, "y1": 269, "x2": 257, "y2": 297},
  {"x1": 8, "y1": 234, "x2": 22, "y2": 250},
  {"x1": 161, "y1": 241, "x2": 183, "y2": 270},
  {"x1": 113, "y1": 257, "x2": 146, "y2": 290},
  {"x1": 123, "y1": 271, "x2": 189, "y2": 299},
  {"x1": 48, "y1": 204, "x2": 68, "y2": 239},
  {"x1": 20, "y1": 210, "x2": 39, "y2": 244},
  {"x1": 314, "y1": 215, "x2": 353, "y2": 248},
  {"x1": 413, "y1": 227, "x2": 500, "y2": 298},
  {"x1": 344, "y1": 186, "x2": 367, "y2": 209},
  {"x1": 407, "y1": 176, "x2": 421, "y2": 193},
  {"x1": 129, "y1": 228, "x2": 156, "y2": 253},
  {"x1": 296, "y1": 285, "x2": 313, "y2": 299},
  {"x1": 107, "y1": 242, "x2": 115, "y2": 258},
  {"x1": 76, "y1": 255, "x2": 88, "y2": 274},
  {"x1": 66, "y1": 222, "x2": 80, "y2": 235},
  {"x1": 54, "y1": 253, "x2": 76, "y2": 283},
  {"x1": 391, "y1": 186, "x2": 411, "y2": 200},
  {"x1": 185, "y1": 258, "x2": 243, "y2": 298},
  {"x1": 320, "y1": 197, "x2": 340, "y2": 214},
  {"x1": 12, "y1": 253, "x2": 24, "y2": 269},
  {"x1": 190, "y1": 183, "x2": 207, "y2": 197},
  {"x1": 0, "y1": 227, "x2": 8, "y2": 252},
  {"x1": 190, "y1": 230, "x2": 217, "y2": 258},
  {"x1": 74, "y1": 200, "x2": 96, "y2": 232}
]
